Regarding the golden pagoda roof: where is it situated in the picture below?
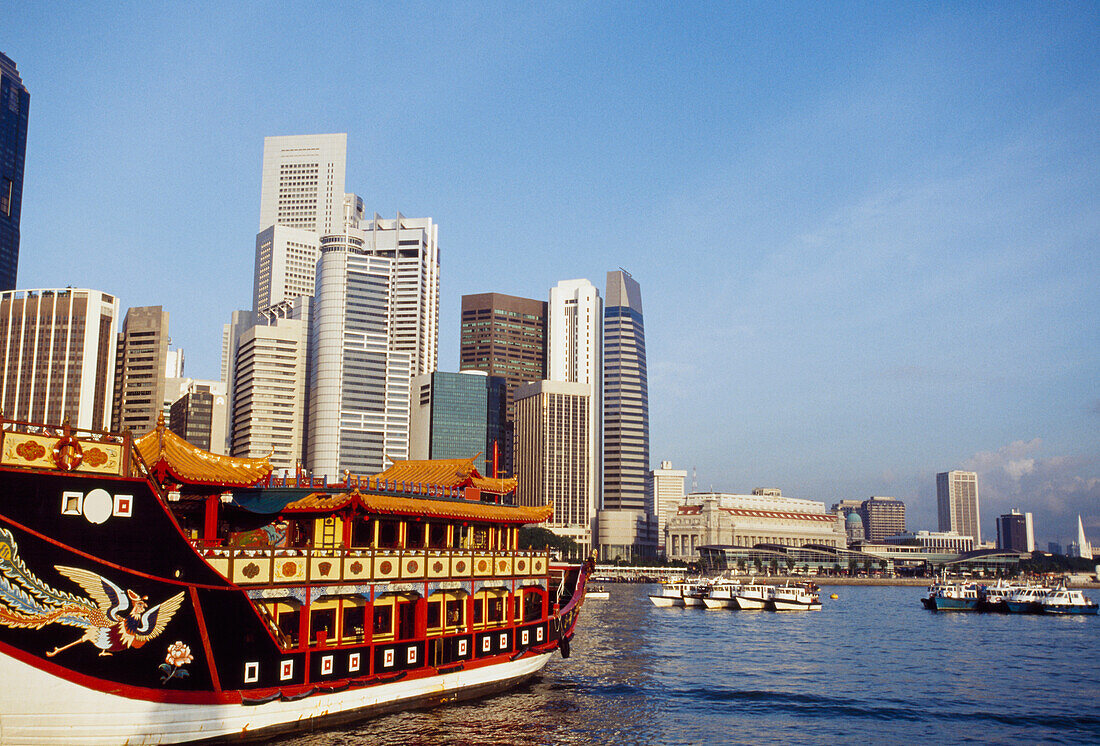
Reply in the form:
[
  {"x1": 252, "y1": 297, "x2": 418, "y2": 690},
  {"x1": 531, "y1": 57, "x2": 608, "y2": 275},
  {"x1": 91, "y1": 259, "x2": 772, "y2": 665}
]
[
  {"x1": 282, "y1": 490, "x2": 552, "y2": 524},
  {"x1": 372, "y1": 457, "x2": 518, "y2": 495},
  {"x1": 136, "y1": 415, "x2": 273, "y2": 488}
]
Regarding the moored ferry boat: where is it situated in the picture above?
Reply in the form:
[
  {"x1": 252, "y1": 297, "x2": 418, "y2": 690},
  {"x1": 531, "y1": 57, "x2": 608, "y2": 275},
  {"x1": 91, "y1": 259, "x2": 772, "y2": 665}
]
[
  {"x1": 0, "y1": 416, "x2": 591, "y2": 744},
  {"x1": 734, "y1": 582, "x2": 772, "y2": 610},
  {"x1": 976, "y1": 579, "x2": 1019, "y2": 613},
  {"x1": 1039, "y1": 581, "x2": 1098, "y2": 616},
  {"x1": 768, "y1": 582, "x2": 822, "y2": 611},
  {"x1": 701, "y1": 580, "x2": 741, "y2": 610},
  {"x1": 932, "y1": 582, "x2": 980, "y2": 612},
  {"x1": 1005, "y1": 584, "x2": 1052, "y2": 614}
]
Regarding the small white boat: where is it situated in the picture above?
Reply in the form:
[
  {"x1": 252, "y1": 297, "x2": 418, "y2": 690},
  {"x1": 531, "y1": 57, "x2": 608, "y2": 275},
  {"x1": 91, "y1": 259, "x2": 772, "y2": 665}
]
[
  {"x1": 649, "y1": 579, "x2": 688, "y2": 607},
  {"x1": 1006, "y1": 584, "x2": 1052, "y2": 614},
  {"x1": 586, "y1": 585, "x2": 610, "y2": 600},
  {"x1": 734, "y1": 582, "x2": 772, "y2": 610},
  {"x1": 769, "y1": 582, "x2": 822, "y2": 611},
  {"x1": 702, "y1": 581, "x2": 741, "y2": 610},
  {"x1": 680, "y1": 580, "x2": 711, "y2": 607}
]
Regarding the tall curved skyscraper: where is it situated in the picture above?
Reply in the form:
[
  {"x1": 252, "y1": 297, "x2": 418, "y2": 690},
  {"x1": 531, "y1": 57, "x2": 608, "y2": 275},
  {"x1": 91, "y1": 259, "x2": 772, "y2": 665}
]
[
  {"x1": 0, "y1": 53, "x2": 29, "y2": 291},
  {"x1": 603, "y1": 270, "x2": 649, "y2": 512}
]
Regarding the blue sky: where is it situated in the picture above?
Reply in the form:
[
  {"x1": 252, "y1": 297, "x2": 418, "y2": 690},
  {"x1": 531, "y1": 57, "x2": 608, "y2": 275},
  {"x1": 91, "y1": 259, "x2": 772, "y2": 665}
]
[{"x1": 6, "y1": 3, "x2": 1098, "y2": 545}]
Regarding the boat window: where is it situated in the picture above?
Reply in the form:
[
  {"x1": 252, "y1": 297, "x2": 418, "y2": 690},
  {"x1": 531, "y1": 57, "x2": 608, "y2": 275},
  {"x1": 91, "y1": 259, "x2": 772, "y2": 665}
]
[
  {"x1": 278, "y1": 608, "x2": 301, "y2": 647},
  {"x1": 472, "y1": 527, "x2": 489, "y2": 550},
  {"x1": 473, "y1": 596, "x2": 484, "y2": 625},
  {"x1": 351, "y1": 517, "x2": 373, "y2": 548},
  {"x1": 445, "y1": 599, "x2": 464, "y2": 628},
  {"x1": 397, "y1": 600, "x2": 416, "y2": 640},
  {"x1": 428, "y1": 522, "x2": 448, "y2": 549},
  {"x1": 373, "y1": 604, "x2": 393, "y2": 637},
  {"x1": 377, "y1": 520, "x2": 400, "y2": 549},
  {"x1": 310, "y1": 607, "x2": 336, "y2": 645},
  {"x1": 523, "y1": 591, "x2": 543, "y2": 622},
  {"x1": 487, "y1": 595, "x2": 505, "y2": 624},
  {"x1": 513, "y1": 595, "x2": 522, "y2": 622},
  {"x1": 342, "y1": 603, "x2": 366, "y2": 642},
  {"x1": 406, "y1": 523, "x2": 426, "y2": 549},
  {"x1": 427, "y1": 599, "x2": 443, "y2": 630}
]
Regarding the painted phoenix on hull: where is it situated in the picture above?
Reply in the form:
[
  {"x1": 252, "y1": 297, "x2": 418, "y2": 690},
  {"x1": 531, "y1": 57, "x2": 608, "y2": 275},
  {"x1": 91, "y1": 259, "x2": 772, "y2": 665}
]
[{"x1": 0, "y1": 417, "x2": 590, "y2": 744}]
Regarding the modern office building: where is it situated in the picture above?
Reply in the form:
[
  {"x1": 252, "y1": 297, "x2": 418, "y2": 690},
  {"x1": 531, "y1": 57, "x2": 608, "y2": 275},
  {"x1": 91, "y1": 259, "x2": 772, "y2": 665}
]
[
  {"x1": 649, "y1": 460, "x2": 687, "y2": 554},
  {"x1": 665, "y1": 490, "x2": 846, "y2": 562},
  {"x1": 169, "y1": 382, "x2": 228, "y2": 454},
  {"x1": 0, "y1": 54, "x2": 29, "y2": 292},
  {"x1": 547, "y1": 279, "x2": 602, "y2": 507},
  {"x1": 0, "y1": 288, "x2": 118, "y2": 430},
  {"x1": 602, "y1": 270, "x2": 648, "y2": 512},
  {"x1": 409, "y1": 370, "x2": 507, "y2": 476},
  {"x1": 995, "y1": 509, "x2": 1035, "y2": 553},
  {"x1": 1047, "y1": 542, "x2": 1063, "y2": 555},
  {"x1": 937, "y1": 470, "x2": 981, "y2": 544},
  {"x1": 859, "y1": 496, "x2": 906, "y2": 543},
  {"x1": 459, "y1": 292, "x2": 546, "y2": 422},
  {"x1": 307, "y1": 230, "x2": 411, "y2": 479},
  {"x1": 514, "y1": 380, "x2": 594, "y2": 556},
  {"x1": 258, "y1": 133, "x2": 348, "y2": 235},
  {"x1": 111, "y1": 306, "x2": 170, "y2": 435},
  {"x1": 225, "y1": 299, "x2": 310, "y2": 473},
  {"x1": 358, "y1": 214, "x2": 439, "y2": 377}
]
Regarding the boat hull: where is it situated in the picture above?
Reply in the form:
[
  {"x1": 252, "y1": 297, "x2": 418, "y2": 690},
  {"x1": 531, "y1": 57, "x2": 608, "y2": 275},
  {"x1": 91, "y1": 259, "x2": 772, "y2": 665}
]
[
  {"x1": 701, "y1": 596, "x2": 738, "y2": 610},
  {"x1": 1041, "y1": 604, "x2": 1099, "y2": 615},
  {"x1": 648, "y1": 595, "x2": 681, "y2": 607},
  {"x1": 1005, "y1": 601, "x2": 1041, "y2": 614},
  {"x1": 770, "y1": 600, "x2": 822, "y2": 612},
  {"x1": 0, "y1": 645, "x2": 554, "y2": 744},
  {"x1": 933, "y1": 596, "x2": 978, "y2": 612},
  {"x1": 733, "y1": 596, "x2": 768, "y2": 610}
]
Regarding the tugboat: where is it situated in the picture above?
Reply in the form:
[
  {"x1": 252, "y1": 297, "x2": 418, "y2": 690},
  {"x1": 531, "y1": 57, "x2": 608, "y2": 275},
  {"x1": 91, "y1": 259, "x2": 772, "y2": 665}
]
[{"x1": 0, "y1": 416, "x2": 591, "y2": 744}]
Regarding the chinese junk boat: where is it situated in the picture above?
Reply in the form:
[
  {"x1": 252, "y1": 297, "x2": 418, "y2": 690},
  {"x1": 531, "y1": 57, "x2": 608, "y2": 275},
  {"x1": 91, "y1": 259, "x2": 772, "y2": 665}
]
[{"x1": 0, "y1": 417, "x2": 591, "y2": 744}]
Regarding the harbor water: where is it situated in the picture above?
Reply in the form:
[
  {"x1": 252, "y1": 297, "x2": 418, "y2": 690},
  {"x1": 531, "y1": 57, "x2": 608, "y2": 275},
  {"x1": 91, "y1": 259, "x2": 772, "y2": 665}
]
[{"x1": 278, "y1": 584, "x2": 1100, "y2": 745}]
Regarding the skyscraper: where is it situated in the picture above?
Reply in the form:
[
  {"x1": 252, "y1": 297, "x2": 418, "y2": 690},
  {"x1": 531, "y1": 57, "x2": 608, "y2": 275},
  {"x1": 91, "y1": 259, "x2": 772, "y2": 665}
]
[
  {"x1": 0, "y1": 54, "x2": 29, "y2": 292},
  {"x1": 514, "y1": 380, "x2": 593, "y2": 556},
  {"x1": 169, "y1": 382, "x2": 228, "y2": 454},
  {"x1": 995, "y1": 509, "x2": 1035, "y2": 553},
  {"x1": 408, "y1": 370, "x2": 508, "y2": 476},
  {"x1": 859, "y1": 496, "x2": 906, "y2": 542},
  {"x1": 225, "y1": 300, "x2": 310, "y2": 473},
  {"x1": 648, "y1": 460, "x2": 686, "y2": 555},
  {"x1": 0, "y1": 289, "x2": 118, "y2": 430},
  {"x1": 258, "y1": 133, "x2": 348, "y2": 235},
  {"x1": 307, "y1": 231, "x2": 411, "y2": 479},
  {"x1": 602, "y1": 270, "x2": 649, "y2": 512},
  {"x1": 460, "y1": 294, "x2": 546, "y2": 406},
  {"x1": 936, "y1": 470, "x2": 981, "y2": 544},
  {"x1": 112, "y1": 306, "x2": 170, "y2": 435}
]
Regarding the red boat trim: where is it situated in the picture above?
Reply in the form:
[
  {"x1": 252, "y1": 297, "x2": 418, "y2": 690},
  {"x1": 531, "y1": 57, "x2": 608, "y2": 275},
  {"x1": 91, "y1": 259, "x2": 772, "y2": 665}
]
[{"x1": 189, "y1": 585, "x2": 222, "y2": 692}]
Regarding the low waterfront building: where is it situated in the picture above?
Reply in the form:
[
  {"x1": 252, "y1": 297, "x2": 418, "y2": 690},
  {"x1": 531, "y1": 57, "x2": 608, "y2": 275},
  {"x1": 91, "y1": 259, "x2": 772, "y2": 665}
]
[
  {"x1": 883, "y1": 530, "x2": 974, "y2": 553},
  {"x1": 665, "y1": 490, "x2": 846, "y2": 562}
]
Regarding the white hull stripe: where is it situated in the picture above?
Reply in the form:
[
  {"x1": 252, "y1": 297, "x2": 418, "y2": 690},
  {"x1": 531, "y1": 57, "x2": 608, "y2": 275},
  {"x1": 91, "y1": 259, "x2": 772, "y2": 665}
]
[{"x1": 0, "y1": 649, "x2": 553, "y2": 745}]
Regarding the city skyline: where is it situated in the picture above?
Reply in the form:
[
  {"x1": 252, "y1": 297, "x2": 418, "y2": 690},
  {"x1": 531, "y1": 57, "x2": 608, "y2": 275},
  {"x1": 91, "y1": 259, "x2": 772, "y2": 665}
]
[{"x1": 5, "y1": 4, "x2": 1098, "y2": 543}]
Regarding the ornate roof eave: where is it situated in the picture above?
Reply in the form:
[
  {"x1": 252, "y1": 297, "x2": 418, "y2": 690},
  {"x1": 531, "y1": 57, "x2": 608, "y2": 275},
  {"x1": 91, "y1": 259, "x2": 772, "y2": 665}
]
[{"x1": 135, "y1": 415, "x2": 273, "y2": 488}]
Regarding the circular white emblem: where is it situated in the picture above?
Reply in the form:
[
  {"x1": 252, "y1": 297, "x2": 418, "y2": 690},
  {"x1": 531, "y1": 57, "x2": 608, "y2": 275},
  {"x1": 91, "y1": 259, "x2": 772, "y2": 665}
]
[{"x1": 82, "y1": 489, "x2": 112, "y2": 524}]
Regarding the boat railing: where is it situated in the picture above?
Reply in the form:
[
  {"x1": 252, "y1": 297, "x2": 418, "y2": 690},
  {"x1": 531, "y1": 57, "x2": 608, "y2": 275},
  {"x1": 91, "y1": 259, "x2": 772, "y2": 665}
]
[
  {"x1": 192, "y1": 543, "x2": 552, "y2": 587},
  {"x1": 0, "y1": 415, "x2": 145, "y2": 479}
]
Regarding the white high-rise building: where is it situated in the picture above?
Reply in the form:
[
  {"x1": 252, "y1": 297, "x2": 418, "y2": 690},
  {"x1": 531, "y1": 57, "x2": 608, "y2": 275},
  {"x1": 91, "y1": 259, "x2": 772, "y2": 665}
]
[
  {"x1": 937, "y1": 470, "x2": 981, "y2": 544},
  {"x1": 258, "y1": 133, "x2": 347, "y2": 234},
  {"x1": 307, "y1": 230, "x2": 411, "y2": 479},
  {"x1": 253, "y1": 135, "x2": 357, "y2": 314},
  {"x1": 649, "y1": 460, "x2": 687, "y2": 554},
  {"x1": 360, "y1": 214, "x2": 439, "y2": 376},
  {"x1": 1072, "y1": 515, "x2": 1094, "y2": 561},
  {"x1": 225, "y1": 299, "x2": 310, "y2": 473},
  {"x1": 514, "y1": 380, "x2": 593, "y2": 557}
]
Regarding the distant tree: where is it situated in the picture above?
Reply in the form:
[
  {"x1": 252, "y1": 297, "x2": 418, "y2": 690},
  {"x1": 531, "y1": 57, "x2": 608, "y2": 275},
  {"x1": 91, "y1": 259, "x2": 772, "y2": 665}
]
[
  {"x1": 769, "y1": 560, "x2": 780, "y2": 575},
  {"x1": 737, "y1": 559, "x2": 747, "y2": 573},
  {"x1": 518, "y1": 526, "x2": 578, "y2": 557},
  {"x1": 784, "y1": 557, "x2": 796, "y2": 573},
  {"x1": 879, "y1": 559, "x2": 889, "y2": 573}
]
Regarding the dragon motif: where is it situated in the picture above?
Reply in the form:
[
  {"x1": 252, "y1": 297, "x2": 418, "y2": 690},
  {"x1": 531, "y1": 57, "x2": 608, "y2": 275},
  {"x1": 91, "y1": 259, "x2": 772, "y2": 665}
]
[{"x1": 0, "y1": 527, "x2": 184, "y2": 657}]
